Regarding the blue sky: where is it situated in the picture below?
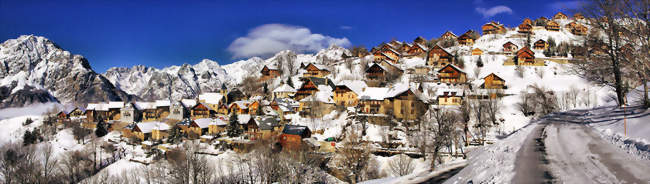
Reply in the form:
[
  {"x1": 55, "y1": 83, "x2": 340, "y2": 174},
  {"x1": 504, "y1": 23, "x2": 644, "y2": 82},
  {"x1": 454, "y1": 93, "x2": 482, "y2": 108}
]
[{"x1": 0, "y1": 0, "x2": 581, "y2": 72}]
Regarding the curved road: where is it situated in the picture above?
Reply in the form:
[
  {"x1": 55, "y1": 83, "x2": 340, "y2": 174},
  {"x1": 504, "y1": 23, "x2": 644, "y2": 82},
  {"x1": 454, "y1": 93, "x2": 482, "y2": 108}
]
[{"x1": 512, "y1": 119, "x2": 650, "y2": 183}]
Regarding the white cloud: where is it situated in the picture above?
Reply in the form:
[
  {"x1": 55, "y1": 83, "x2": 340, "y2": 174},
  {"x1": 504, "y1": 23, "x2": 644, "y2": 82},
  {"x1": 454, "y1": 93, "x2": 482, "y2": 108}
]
[
  {"x1": 227, "y1": 24, "x2": 351, "y2": 58},
  {"x1": 475, "y1": 5, "x2": 513, "y2": 18},
  {"x1": 339, "y1": 25, "x2": 353, "y2": 30}
]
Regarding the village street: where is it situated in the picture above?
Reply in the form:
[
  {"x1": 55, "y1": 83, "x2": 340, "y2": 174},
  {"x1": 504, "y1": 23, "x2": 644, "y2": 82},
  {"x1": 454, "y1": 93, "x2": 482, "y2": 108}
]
[{"x1": 512, "y1": 113, "x2": 650, "y2": 184}]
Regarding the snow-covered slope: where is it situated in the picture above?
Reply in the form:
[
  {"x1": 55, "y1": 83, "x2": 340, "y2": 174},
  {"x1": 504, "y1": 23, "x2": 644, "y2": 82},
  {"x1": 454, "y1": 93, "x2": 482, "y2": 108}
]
[{"x1": 0, "y1": 35, "x2": 132, "y2": 107}]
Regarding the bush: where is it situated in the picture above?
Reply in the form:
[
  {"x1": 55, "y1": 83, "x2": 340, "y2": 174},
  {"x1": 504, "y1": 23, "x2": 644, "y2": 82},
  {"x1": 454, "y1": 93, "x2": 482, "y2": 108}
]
[{"x1": 22, "y1": 129, "x2": 42, "y2": 146}]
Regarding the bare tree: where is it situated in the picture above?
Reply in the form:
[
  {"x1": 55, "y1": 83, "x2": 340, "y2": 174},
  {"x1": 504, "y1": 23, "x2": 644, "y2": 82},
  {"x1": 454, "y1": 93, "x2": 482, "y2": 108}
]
[
  {"x1": 580, "y1": 0, "x2": 629, "y2": 105},
  {"x1": 427, "y1": 108, "x2": 457, "y2": 169},
  {"x1": 471, "y1": 99, "x2": 489, "y2": 144},
  {"x1": 388, "y1": 154, "x2": 414, "y2": 176},
  {"x1": 338, "y1": 129, "x2": 371, "y2": 184},
  {"x1": 40, "y1": 144, "x2": 58, "y2": 184}
]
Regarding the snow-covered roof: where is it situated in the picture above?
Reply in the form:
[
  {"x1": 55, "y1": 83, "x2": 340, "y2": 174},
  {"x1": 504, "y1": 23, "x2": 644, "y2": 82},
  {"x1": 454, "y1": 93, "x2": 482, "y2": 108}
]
[
  {"x1": 385, "y1": 83, "x2": 412, "y2": 98},
  {"x1": 108, "y1": 101, "x2": 124, "y2": 109},
  {"x1": 181, "y1": 99, "x2": 197, "y2": 108},
  {"x1": 193, "y1": 118, "x2": 212, "y2": 128},
  {"x1": 237, "y1": 114, "x2": 252, "y2": 125},
  {"x1": 214, "y1": 118, "x2": 227, "y2": 126},
  {"x1": 273, "y1": 84, "x2": 296, "y2": 93},
  {"x1": 199, "y1": 93, "x2": 224, "y2": 104},
  {"x1": 436, "y1": 89, "x2": 465, "y2": 97},
  {"x1": 359, "y1": 87, "x2": 389, "y2": 101},
  {"x1": 154, "y1": 100, "x2": 170, "y2": 107},
  {"x1": 136, "y1": 122, "x2": 170, "y2": 133},
  {"x1": 336, "y1": 80, "x2": 368, "y2": 95},
  {"x1": 231, "y1": 100, "x2": 250, "y2": 109},
  {"x1": 300, "y1": 85, "x2": 334, "y2": 103},
  {"x1": 438, "y1": 64, "x2": 466, "y2": 74},
  {"x1": 135, "y1": 102, "x2": 157, "y2": 110}
]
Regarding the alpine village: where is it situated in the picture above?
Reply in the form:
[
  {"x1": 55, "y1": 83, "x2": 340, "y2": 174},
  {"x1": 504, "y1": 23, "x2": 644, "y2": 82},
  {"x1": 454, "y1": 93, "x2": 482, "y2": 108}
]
[{"x1": 3, "y1": 7, "x2": 650, "y2": 184}]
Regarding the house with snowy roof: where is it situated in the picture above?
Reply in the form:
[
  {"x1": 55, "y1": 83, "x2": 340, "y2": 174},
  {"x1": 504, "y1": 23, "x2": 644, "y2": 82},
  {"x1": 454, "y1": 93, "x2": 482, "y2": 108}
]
[
  {"x1": 120, "y1": 103, "x2": 139, "y2": 123},
  {"x1": 167, "y1": 101, "x2": 186, "y2": 120},
  {"x1": 333, "y1": 80, "x2": 367, "y2": 107},
  {"x1": 155, "y1": 100, "x2": 171, "y2": 119},
  {"x1": 359, "y1": 87, "x2": 390, "y2": 115},
  {"x1": 553, "y1": 12, "x2": 568, "y2": 20},
  {"x1": 365, "y1": 63, "x2": 387, "y2": 81},
  {"x1": 260, "y1": 64, "x2": 281, "y2": 81},
  {"x1": 199, "y1": 92, "x2": 226, "y2": 110},
  {"x1": 388, "y1": 40, "x2": 403, "y2": 48},
  {"x1": 384, "y1": 83, "x2": 428, "y2": 121},
  {"x1": 481, "y1": 73, "x2": 507, "y2": 90},
  {"x1": 414, "y1": 36, "x2": 427, "y2": 45},
  {"x1": 503, "y1": 41, "x2": 519, "y2": 54},
  {"x1": 373, "y1": 43, "x2": 401, "y2": 64},
  {"x1": 400, "y1": 42, "x2": 412, "y2": 53},
  {"x1": 407, "y1": 43, "x2": 428, "y2": 57},
  {"x1": 472, "y1": 48, "x2": 484, "y2": 55},
  {"x1": 208, "y1": 117, "x2": 228, "y2": 135},
  {"x1": 482, "y1": 21, "x2": 507, "y2": 35},
  {"x1": 545, "y1": 20, "x2": 560, "y2": 31},
  {"x1": 229, "y1": 100, "x2": 250, "y2": 115},
  {"x1": 190, "y1": 102, "x2": 215, "y2": 119},
  {"x1": 135, "y1": 102, "x2": 158, "y2": 121},
  {"x1": 437, "y1": 64, "x2": 467, "y2": 84},
  {"x1": 273, "y1": 83, "x2": 296, "y2": 99},
  {"x1": 279, "y1": 124, "x2": 311, "y2": 150},
  {"x1": 294, "y1": 77, "x2": 335, "y2": 100},
  {"x1": 258, "y1": 116, "x2": 281, "y2": 139},
  {"x1": 441, "y1": 31, "x2": 457, "y2": 40},
  {"x1": 303, "y1": 63, "x2": 331, "y2": 78},
  {"x1": 189, "y1": 118, "x2": 212, "y2": 137},
  {"x1": 57, "y1": 106, "x2": 85, "y2": 122},
  {"x1": 427, "y1": 45, "x2": 454, "y2": 69},
  {"x1": 437, "y1": 89, "x2": 464, "y2": 106},
  {"x1": 298, "y1": 85, "x2": 335, "y2": 118},
  {"x1": 515, "y1": 47, "x2": 538, "y2": 65},
  {"x1": 457, "y1": 30, "x2": 478, "y2": 46},
  {"x1": 518, "y1": 22, "x2": 533, "y2": 34},
  {"x1": 566, "y1": 22, "x2": 588, "y2": 35},
  {"x1": 131, "y1": 121, "x2": 171, "y2": 141}
]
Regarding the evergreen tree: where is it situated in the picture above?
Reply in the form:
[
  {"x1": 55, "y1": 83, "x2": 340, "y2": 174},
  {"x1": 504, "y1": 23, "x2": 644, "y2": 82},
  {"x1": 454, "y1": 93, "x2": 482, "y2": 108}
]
[
  {"x1": 167, "y1": 125, "x2": 184, "y2": 143},
  {"x1": 477, "y1": 56, "x2": 484, "y2": 67},
  {"x1": 227, "y1": 113, "x2": 242, "y2": 137},
  {"x1": 94, "y1": 120, "x2": 108, "y2": 137},
  {"x1": 287, "y1": 78, "x2": 294, "y2": 88},
  {"x1": 263, "y1": 83, "x2": 268, "y2": 94},
  {"x1": 526, "y1": 33, "x2": 532, "y2": 47}
]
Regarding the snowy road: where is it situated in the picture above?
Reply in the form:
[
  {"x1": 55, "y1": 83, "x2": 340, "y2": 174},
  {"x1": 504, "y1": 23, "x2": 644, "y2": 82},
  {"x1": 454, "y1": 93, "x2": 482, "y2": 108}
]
[
  {"x1": 544, "y1": 121, "x2": 650, "y2": 183},
  {"x1": 512, "y1": 116, "x2": 650, "y2": 183}
]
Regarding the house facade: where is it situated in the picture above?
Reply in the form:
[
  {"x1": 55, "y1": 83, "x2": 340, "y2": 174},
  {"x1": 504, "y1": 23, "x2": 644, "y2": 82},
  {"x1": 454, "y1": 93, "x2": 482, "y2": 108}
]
[{"x1": 437, "y1": 64, "x2": 467, "y2": 84}]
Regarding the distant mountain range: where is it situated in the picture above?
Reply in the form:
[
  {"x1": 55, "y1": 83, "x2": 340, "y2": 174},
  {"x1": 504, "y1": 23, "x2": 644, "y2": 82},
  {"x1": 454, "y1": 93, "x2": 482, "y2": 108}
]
[{"x1": 0, "y1": 35, "x2": 350, "y2": 107}]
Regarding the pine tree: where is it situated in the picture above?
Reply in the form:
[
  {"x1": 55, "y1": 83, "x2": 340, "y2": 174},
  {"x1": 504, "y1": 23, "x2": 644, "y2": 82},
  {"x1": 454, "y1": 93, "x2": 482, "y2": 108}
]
[
  {"x1": 95, "y1": 120, "x2": 108, "y2": 137},
  {"x1": 263, "y1": 83, "x2": 268, "y2": 94},
  {"x1": 167, "y1": 125, "x2": 183, "y2": 143},
  {"x1": 477, "y1": 56, "x2": 484, "y2": 67},
  {"x1": 227, "y1": 113, "x2": 242, "y2": 137},
  {"x1": 287, "y1": 78, "x2": 294, "y2": 88}
]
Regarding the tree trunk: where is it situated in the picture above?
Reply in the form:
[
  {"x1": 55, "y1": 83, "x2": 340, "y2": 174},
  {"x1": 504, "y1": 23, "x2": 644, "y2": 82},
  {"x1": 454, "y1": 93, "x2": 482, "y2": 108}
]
[{"x1": 643, "y1": 71, "x2": 649, "y2": 108}]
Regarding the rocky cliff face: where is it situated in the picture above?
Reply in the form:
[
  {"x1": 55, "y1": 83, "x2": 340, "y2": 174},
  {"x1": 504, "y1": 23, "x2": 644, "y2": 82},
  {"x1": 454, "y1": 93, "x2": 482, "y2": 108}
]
[
  {"x1": 103, "y1": 59, "x2": 233, "y2": 101},
  {"x1": 0, "y1": 35, "x2": 132, "y2": 107}
]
